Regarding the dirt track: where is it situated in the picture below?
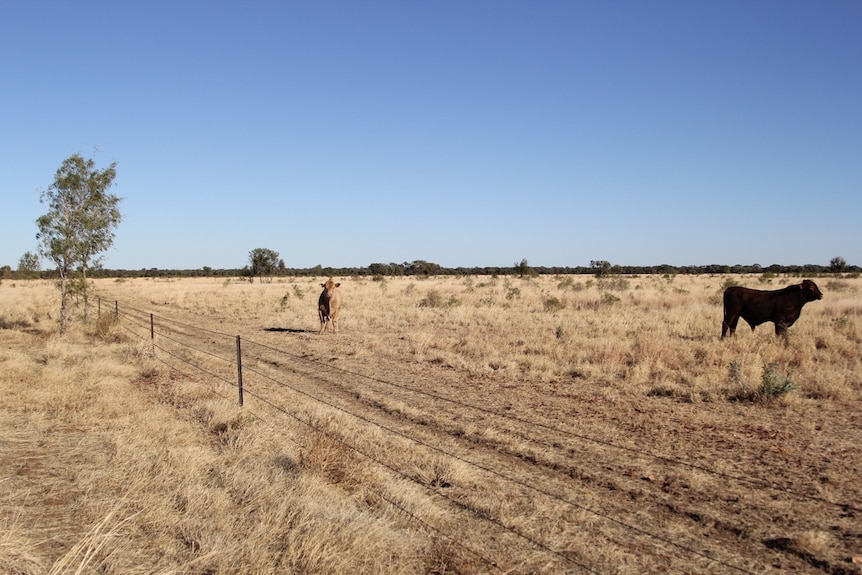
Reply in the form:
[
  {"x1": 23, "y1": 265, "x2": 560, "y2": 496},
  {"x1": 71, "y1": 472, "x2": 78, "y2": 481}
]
[{"x1": 130, "y1": 299, "x2": 862, "y2": 574}]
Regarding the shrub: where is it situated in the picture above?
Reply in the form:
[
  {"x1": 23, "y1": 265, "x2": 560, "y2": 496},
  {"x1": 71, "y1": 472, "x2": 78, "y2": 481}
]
[
  {"x1": 727, "y1": 359, "x2": 743, "y2": 388},
  {"x1": 600, "y1": 277, "x2": 630, "y2": 292},
  {"x1": 826, "y1": 280, "x2": 851, "y2": 293},
  {"x1": 419, "y1": 290, "x2": 459, "y2": 308},
  {"x1": 93, "y1": 312, "x2": 120, "y2": 341},
  {"x1": 601, "y1": 293, "x2": 620, "y2": 305},
  {"x1": 757, "y1": 362, "x2": 795, "y2": 400},
  {"x1": 730, "y1": 361, "x2": 795, "y2": 402},
  {"x1": 543, "y1": 296, "x2": 565, "y2": 312},
  {"x1": 720, "y1": 278, "x2": 740, "y2": 291}
]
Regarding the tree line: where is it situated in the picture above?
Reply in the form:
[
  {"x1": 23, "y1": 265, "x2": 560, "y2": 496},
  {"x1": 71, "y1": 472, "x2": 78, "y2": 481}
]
[{"x1": 7, "y1": 259, "x2": 857, "y2": 282}]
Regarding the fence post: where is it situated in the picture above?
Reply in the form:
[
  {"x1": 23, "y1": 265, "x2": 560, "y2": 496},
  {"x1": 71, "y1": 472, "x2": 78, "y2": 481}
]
[
  {"x1": 236, "y1": 335, "x2": 244, "y2": 406},
  {"x1": 150, "y1": 313, "x2": 155, "y2": 351},
  {"x1": 115, "y1": 300, "x2": 119, "y2": 319},
  {"x1": 97, "y1": 297, "x2": 101, "y2": 319}
]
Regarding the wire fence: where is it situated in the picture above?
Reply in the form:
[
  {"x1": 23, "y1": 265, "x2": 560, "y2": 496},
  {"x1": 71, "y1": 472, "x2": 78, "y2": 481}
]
[{"x1": 99, "y1": 297, "x2": 859, "y2": 574}]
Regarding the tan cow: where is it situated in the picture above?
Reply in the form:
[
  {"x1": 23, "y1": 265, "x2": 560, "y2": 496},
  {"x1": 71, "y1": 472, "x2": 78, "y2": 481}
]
[{"x1": 318, "y1": 280, "x2": 341, "y2": 334}]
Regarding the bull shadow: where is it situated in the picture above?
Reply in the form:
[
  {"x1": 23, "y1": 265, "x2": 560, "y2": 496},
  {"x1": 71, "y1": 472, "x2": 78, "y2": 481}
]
[{"x1": 264, "y1": 327, "x2": 316, "y2": 334}]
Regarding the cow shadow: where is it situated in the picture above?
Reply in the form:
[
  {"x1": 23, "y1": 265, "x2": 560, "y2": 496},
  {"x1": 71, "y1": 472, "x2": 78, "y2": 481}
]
[{"x1": 264, "y1": 327, "x2": 315, "y2": 334}]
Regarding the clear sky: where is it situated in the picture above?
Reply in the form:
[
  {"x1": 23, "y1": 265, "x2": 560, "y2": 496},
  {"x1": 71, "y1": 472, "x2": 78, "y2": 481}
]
[{"x1": 2, "y1": 1, "x2": 860, "y2": 271}]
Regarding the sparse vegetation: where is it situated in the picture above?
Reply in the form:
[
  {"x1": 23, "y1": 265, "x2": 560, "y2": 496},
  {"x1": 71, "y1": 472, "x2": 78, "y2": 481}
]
[
  {"x1": 543, "y1": 295, "x2": 565, "y2": 312},
  {"x1": 757, "y1": 361, "x2": 795, "y2": 401},
  {"x1": 1, "y1": 274, "x2": 860, "y2": 574}
]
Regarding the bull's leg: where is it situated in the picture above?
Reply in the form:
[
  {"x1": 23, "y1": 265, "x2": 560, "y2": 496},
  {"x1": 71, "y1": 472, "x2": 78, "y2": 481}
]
[
  {"x1": 721, "y1": 315, "x2": 738, "y2": 338},
  {"x1": 319, "y1": 312, "x2": 327, "y2": 334},
  {"x1": 332, "y1": 316, "x2": 338, "y2": 334}
]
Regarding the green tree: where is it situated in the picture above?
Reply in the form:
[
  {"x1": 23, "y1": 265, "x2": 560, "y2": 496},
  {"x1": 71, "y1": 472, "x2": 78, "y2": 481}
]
[
  {"x1": 830, "y1": 256, "x2": 847, "y2": 273},
  {"x1": 249, "y1": 248, "x2": 280, "y2": 282},
  {"x1": 37, "y1": 153, "x2": 121, "y2": 333},
  {"x1": 514, "y1": 258, "x2": 534, "y2": 278},
  {"x1": 17, "y1": 251, "x2": 41, "y2": 279},
  {"x1": 590, "y1": 260, "x2": 612, "y2": 278}
]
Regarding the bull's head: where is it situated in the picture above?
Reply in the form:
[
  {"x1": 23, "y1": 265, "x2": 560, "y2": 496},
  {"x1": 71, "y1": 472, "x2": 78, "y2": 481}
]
[{"x1": 800, "y1": 279, "x2": 823, "y2": 301}]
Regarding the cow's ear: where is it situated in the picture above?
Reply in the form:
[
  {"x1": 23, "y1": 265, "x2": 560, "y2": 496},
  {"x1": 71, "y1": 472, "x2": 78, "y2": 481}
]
[
  {"x1": 320, "y1": 283, "x2": 326, "y2": 288},
  {"x1": 335, "y1": 283, "x2": 341, "y2": 287}
]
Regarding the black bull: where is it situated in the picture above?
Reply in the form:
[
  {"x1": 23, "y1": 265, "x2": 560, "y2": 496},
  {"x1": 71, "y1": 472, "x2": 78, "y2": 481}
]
[{"x1": 721, "y1": 279, "x2": 823, "y2": 338}]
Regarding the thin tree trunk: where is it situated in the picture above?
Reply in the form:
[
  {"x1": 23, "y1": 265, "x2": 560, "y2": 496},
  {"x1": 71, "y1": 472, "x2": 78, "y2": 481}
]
[
  {"x1": 58, "y1": 270, "x2": 69, "y2": 334},
  {"x1": 81, "y1": 266, "x2": 89, "y2": 322}
]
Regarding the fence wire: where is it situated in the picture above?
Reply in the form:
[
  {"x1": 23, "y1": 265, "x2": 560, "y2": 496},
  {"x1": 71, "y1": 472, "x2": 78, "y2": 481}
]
[{"x1": 102, "y1": 296, "x2": 860, "y2": 574}]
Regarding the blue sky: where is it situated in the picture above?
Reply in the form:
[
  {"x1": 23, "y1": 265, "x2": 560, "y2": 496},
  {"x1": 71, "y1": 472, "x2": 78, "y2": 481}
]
[{"x1": 2, "y1": 1, "x2": 860, "y2": 271}]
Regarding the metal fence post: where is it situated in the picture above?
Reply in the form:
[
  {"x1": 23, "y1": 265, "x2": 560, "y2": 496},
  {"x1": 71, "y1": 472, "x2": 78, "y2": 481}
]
[{"x1": 236, "y1": 335, "x2": 244, "y2": 406}]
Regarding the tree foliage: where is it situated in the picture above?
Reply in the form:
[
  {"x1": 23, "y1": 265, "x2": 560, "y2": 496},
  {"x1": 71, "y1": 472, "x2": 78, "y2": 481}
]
[
  {"x1": 830, "y1": 256, "x2": 847, "y2": 273},
  {"x1": 514, "y1": 258, "x2": 534, "y2": 278},
  {"x1": 248, "y1": 248, "x2": 281, "y2": 282},
  {"x1": 590, "y1": 260, "x2": 612, "y2": 278},
  {"x1": 17, "y1": 251, "x2": 41, "y2": 278},
  {"x1": 36, "y1": 153, "x2": 121, "y2": 332}
]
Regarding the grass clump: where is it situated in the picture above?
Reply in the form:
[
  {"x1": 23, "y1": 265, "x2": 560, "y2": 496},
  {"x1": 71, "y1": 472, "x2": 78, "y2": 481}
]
[
  {"x1": 601, "y1": 292, "x2": 620, "y2": 305},
  {"x1": 419, "y1": 290, "x2": 459, "y2": 308}
]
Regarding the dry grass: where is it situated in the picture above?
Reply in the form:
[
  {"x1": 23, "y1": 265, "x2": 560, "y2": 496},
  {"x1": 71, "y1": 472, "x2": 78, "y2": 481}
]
[{"x1": 1, "y1": 274, "x2": 861, "y2": 574}]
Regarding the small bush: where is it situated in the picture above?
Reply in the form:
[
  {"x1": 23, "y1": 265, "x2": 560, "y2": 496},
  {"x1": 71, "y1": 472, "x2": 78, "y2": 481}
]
[
  {"x1": 728, "y1": 359, "x2": 743, "y2": 388},
  {"x1": 600, "y1": 277, "x2": 630, "y2": 292},
  {"x1": 93, "y1": 312, "x2": 120, "y2": 340},
  {"x1": 826, "y1": 280, "x2": 851, "y2": 293},
  {"x1": 730, "y1": 361, "x2": 795, "y2": 402},
  {"x1": 601, "y1": 293, "x2": 620, "y2": 305},
  {"x1": 543, "y1": 296, "x2": 565, "y2": 312},
  {"x1": 505, "y1": 287, "x2": 521, "y2": 301},
  {"x1": 720, "y1": 278, "x2": 740, "y2": 291},
  {"x1": 757, "y1": 362, "x2": 795, "y2": 400},
  {"x1": 419, "y1": 290, "x2": 459, "y2": 308}
]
